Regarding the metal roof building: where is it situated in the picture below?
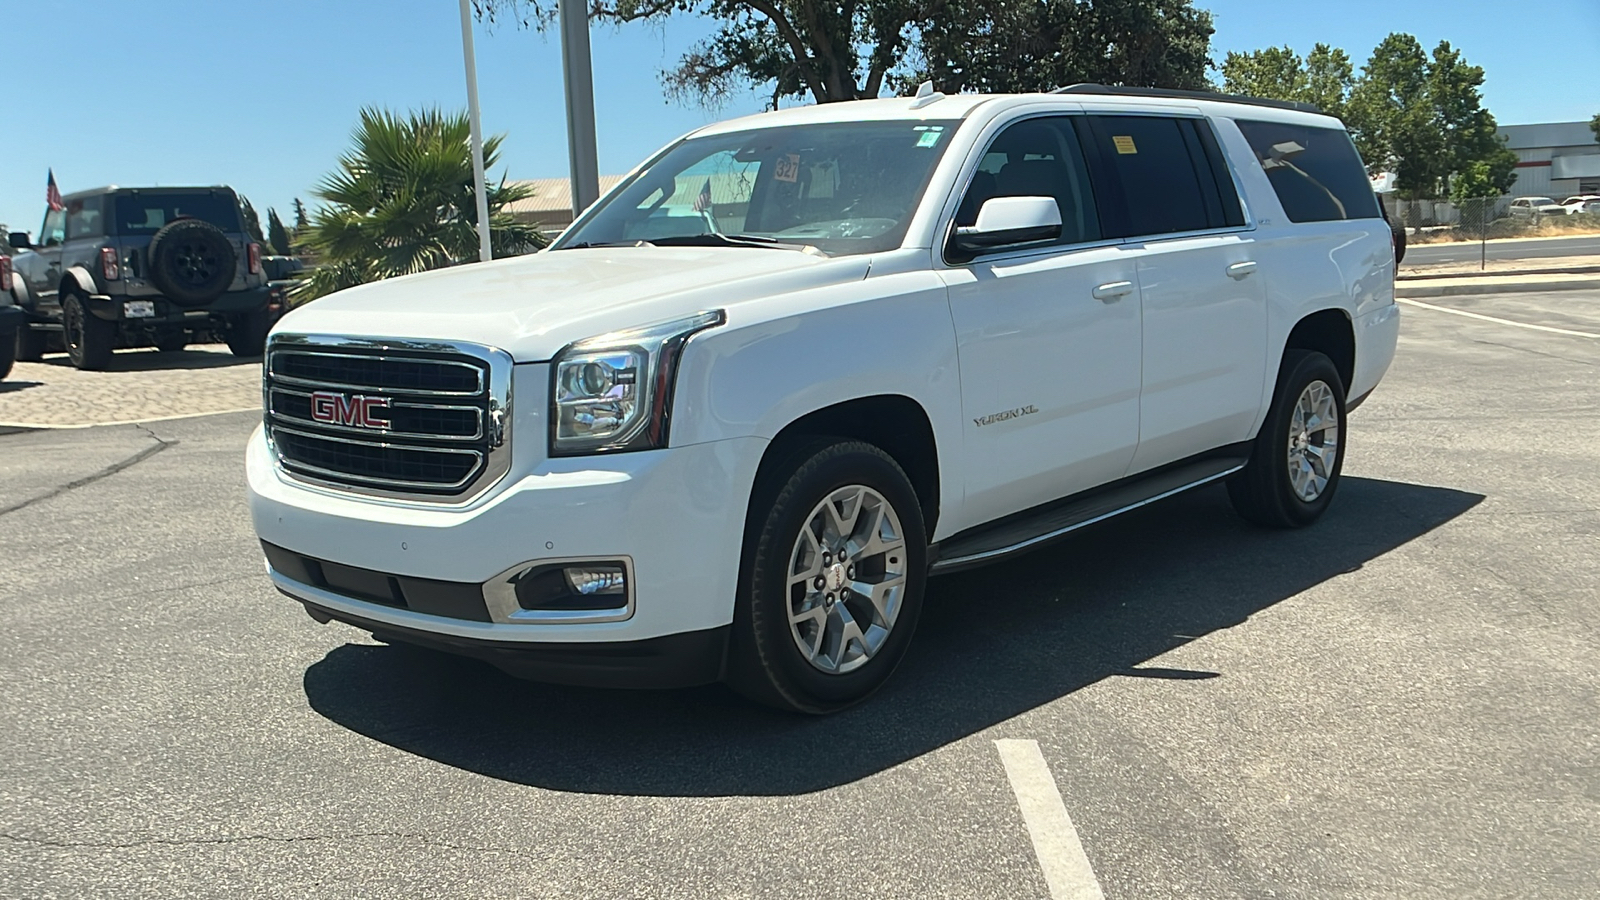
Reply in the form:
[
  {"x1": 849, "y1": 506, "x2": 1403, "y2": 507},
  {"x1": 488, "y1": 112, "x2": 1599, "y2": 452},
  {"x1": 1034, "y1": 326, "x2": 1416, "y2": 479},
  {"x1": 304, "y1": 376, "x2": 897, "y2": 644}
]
[{"x1": 1502, "y1": 121, "x2": 1600, "y2": 199}]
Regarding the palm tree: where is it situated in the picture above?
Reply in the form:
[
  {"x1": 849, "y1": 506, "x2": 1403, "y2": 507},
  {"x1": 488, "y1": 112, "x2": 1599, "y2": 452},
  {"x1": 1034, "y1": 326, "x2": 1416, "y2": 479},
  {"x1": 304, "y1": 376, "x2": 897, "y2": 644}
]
[{"x1": 293, "y1": 107, "x2": 545, "y2": 302}]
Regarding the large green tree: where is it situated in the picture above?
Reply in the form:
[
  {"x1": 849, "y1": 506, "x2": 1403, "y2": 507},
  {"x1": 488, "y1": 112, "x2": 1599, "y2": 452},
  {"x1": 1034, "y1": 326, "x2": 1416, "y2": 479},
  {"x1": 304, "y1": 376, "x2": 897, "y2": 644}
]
[
  {"x1": 1590, "y1": 112, "x2": 1599, "y2": 144},
  {"x1": 266, "y1": 208, "x2": 292, "y2": 256},
  {"x1": 912, "y1": 0, "x2": 1213, "y2": 95},
  {"x1": 1220, "y1": 43, "x2": 1353, "y2": 118},
  {"x1": 475, "y1": 0, "x2": 1214, "y2": 106},
  {"x1": 293, "y1": 108, "x2": 545, "y2": 303}
]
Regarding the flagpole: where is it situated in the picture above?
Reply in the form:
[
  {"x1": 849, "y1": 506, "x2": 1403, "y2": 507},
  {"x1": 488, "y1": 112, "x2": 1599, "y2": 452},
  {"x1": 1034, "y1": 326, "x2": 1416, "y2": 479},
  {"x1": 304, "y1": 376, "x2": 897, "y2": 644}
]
[{"x1": 458, "y1": 0, "x2": 493, "y2": 263}]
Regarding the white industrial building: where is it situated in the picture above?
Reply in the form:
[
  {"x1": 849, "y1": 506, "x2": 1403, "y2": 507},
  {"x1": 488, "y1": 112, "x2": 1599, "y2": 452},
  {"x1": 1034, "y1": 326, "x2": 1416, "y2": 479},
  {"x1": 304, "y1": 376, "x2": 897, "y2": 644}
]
[{"x1": 1502, "y1": 120, "x2": 1600, "y2": 199}]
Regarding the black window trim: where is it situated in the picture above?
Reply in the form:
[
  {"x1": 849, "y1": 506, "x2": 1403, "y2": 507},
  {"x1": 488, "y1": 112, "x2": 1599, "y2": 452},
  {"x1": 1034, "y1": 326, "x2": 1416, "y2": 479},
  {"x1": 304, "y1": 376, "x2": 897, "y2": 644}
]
[
  {"x1": 937, "y1": 110, "x2": 1126, "y2": 269},
  {"x1": 1076, "y1": 112, "x2": 1258, "y2": 245}
]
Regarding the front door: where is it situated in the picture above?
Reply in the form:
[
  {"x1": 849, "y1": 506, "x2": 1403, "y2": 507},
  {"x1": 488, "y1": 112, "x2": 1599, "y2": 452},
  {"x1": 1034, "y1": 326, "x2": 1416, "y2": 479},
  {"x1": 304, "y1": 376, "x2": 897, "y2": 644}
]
[
  {"x1": 21, "y1": 206, "x2": 68, "y2": 315},
  {"x1": 939, "y1": 115, "x2": 1143, "y2": 528}
]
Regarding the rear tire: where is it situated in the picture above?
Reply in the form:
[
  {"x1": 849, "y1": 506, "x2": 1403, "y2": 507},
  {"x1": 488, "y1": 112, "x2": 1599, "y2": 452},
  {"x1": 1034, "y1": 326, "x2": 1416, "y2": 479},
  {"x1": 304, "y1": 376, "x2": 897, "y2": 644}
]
[
  {"x1": 62, "y1": 290, "x2": 115, "y2": 371},
  {"x1": 725, "y1": 439, "x2": 928, "y2": 714},
  {"x1": 225, "y1": 309, "x2": 268, "y2": 357},
  {"x1": 1228, "y1": 350, "x2": 1347, "y2": 528}
]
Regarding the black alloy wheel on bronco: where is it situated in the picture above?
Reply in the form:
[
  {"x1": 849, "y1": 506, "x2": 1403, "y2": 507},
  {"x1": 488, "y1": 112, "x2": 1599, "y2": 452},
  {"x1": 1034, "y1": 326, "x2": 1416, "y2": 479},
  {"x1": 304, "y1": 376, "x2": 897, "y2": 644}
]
[
  {"x1": 61, "y1": 289, "x2": 115, "y2": 370},
  {"x1": 726, "y1": 439, "x2": 929, "y2": 714},
  {"x1": 147, "y1": 218, "x2": 237, "y2": 306},
  {"x1": 1228, "y1": 350, "x2": 1347, "y2": 528}
]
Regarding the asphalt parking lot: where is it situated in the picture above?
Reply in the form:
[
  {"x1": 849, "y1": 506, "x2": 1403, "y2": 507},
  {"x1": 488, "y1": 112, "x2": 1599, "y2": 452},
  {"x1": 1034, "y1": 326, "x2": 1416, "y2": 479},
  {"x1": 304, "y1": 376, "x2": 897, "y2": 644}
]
[{"x1": 2, "y1": 290, "x2": 1597, "y2": 898}]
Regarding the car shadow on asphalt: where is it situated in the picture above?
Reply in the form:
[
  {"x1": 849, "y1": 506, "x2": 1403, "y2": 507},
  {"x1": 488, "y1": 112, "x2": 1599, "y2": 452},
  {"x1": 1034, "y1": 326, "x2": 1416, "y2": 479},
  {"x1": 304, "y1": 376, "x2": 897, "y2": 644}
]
[
  {"x1": 0, "y1": 381, "x2": 44, "y2": 394},
  {"x1": 34, "y1": 348, "x2": 257, "y2": 371},
  {"x1": 302, "y1": 476, "x2": 1483, "y2": 797}
]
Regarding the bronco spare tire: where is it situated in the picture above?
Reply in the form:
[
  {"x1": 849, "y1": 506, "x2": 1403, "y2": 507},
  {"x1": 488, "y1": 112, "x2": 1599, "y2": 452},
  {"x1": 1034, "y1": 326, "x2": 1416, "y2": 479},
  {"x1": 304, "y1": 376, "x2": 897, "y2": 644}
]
[{"x1": 148, "y1": 218, "x2": 236, "y2": 306}]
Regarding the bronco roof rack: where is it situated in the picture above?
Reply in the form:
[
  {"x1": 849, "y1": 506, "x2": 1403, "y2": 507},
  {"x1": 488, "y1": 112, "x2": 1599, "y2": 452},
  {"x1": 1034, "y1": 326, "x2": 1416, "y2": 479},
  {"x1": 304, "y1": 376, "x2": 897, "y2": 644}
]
[{"x1": 1051, "y1": 83, "x2": 1323, "y2": 115}]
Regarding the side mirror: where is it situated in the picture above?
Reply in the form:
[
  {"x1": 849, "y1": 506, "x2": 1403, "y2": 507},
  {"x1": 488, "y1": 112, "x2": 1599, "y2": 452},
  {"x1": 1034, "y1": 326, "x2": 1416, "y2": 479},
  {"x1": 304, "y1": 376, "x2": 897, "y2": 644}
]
[
  {"x1": 8, "y1": 232, "x2": 31, "y2": 250},
  {"x1": 950, "y1": 196, "x2": 1062, "y2": 257}
]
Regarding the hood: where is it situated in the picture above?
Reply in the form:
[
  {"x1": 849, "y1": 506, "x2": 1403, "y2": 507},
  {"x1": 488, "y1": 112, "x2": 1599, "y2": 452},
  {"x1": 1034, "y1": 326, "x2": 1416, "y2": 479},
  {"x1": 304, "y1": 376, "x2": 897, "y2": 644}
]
[{"x1": 274, "y1": 247, "x2": 871, "y2": 362}]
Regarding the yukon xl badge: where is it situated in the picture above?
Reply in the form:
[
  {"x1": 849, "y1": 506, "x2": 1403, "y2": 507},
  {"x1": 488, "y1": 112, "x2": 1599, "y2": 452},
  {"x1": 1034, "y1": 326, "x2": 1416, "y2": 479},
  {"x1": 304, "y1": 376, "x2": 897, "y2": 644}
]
[
  {"x1": 974, "y1": 405, "x2": 1038, "y2": 428},
  {"x1": 310, "y1": 391, "x2": 390, "y2": 429}
]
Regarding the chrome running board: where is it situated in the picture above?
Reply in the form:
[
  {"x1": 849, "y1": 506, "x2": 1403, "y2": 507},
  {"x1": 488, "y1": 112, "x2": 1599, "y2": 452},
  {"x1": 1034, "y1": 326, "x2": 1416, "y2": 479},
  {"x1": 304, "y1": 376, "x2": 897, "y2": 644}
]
[{"x1": 929, "y1": 455, "x2": 1247, "y2": 575}]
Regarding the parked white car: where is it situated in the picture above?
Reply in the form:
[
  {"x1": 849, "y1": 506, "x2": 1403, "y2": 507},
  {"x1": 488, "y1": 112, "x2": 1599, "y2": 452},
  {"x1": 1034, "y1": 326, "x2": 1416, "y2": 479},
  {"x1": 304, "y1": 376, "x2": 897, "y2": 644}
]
[
  {"x1": 1561, "y1": 195, "x2": 1600, "y2": 215},
  {"x1": 248, "y1": 86, "x2": 1400, "y2": 712},
  {"x1": 1508, "y1": 196, "x2": 1566, "y2": 221}
]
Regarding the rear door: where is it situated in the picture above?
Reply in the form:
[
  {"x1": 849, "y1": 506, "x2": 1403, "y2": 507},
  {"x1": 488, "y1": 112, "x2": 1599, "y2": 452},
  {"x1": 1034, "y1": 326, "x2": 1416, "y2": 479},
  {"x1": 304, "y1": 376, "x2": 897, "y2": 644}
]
[{"x1": 1077, "y1": 112, "x2": 1266, "y2": 474}]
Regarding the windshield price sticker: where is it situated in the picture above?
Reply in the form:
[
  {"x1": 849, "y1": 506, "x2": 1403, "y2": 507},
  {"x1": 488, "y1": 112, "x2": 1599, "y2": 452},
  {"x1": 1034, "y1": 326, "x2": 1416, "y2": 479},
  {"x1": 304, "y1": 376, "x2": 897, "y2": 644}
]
[
  {"x1": 773, "y1": 154, "x2": 801, "y2": 183},
  {"x1": 1113, "y1": 135, "x2": 1138, "y2": 154}
]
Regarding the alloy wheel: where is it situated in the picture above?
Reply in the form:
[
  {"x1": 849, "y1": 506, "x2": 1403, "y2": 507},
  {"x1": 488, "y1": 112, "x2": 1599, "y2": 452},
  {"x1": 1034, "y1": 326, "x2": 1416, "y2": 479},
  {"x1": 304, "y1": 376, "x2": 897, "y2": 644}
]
[
  {"x1": 785, "y1": 484, "x2": 908, "y2": 674},
  {"x1": 1286, "y1": 379, "x2": 1340, "y2": 502}
]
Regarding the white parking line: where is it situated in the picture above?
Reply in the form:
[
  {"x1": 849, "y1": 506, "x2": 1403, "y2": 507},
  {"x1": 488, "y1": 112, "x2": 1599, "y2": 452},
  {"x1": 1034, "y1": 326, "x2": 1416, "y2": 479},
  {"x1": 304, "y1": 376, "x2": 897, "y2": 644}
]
[
  {"x1": 1396, "y1": 297, "x2": 1600, "y2": 338},
  {"x1": 995, "y1": 739, "x2": 1106, "y2": 900}
]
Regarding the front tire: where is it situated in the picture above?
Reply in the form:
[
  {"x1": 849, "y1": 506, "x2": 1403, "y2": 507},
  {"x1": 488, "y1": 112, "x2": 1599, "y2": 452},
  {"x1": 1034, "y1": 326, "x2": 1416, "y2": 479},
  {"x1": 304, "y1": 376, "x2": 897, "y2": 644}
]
[
  {"x1": 726, "y1": 440, "x2": 928, "y2": 714},
  {"x1": 62, "y1": 290, "x2": 115, "y2": 370},
  {"x1": 1228, "y1": 350, "x2": 1347, "y2": 528}
]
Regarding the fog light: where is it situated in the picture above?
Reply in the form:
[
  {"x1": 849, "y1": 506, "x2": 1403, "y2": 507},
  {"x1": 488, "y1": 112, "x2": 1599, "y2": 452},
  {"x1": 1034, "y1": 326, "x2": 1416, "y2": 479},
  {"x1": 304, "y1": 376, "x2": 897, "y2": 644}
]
[{"x1": 565, "y1": 566, "x2": 626, "y2": 596}]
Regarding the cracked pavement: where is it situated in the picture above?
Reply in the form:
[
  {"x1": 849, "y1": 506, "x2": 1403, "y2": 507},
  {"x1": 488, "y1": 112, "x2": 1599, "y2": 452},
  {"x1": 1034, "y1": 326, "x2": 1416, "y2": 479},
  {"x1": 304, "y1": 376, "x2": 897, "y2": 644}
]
[{"x1": 1, "y1": 291, "x2": 1597, "y2": 898}]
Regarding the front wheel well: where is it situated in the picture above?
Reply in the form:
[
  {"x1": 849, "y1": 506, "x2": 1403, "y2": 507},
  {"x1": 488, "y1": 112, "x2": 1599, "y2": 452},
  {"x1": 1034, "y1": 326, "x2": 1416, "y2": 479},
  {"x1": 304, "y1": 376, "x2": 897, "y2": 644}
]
[
  {"x1": 1284, "y1": 309, "x2": 1354, "y2": 392},
  {"x1": 752, "y1": 396, "x2": 940, "y2": 539}
]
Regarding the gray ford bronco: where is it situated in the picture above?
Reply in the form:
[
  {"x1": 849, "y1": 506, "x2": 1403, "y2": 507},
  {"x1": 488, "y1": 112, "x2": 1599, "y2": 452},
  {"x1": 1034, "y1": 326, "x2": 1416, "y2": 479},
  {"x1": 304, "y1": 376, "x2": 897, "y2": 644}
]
[{"x1": 7, "y1": 186, "x2": 270, "y2": 369}]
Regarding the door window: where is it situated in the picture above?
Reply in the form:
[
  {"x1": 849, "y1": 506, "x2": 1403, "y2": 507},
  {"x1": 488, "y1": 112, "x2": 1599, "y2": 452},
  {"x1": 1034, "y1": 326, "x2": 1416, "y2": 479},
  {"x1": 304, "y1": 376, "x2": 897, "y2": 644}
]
[
  {"x1": 65, "y1": 196, "x2": 104, "y2": 241},
  {"x1": 39, "y1": 208, "x2": 66, "y2": 247},
  {"x1": 952, "y1": 116, "x2": 1100, "y2": 247},
  {"x1": 1235, "y1": 120, "x2": 1382, "y2": 222},
  {"x1": 1080, "y1": 115, "x2": 1242, "y2": 238}
]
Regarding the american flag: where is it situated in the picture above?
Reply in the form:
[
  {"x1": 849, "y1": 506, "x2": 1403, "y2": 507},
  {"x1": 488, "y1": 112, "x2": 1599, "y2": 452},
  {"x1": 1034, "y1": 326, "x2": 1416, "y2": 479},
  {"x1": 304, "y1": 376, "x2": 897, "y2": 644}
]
[
  {"x1": 692, "y1": 177, "x2": 713, "y2": 213},
  {"x1": 46, "y1": 169, "x2": 64, "y2": 211}
]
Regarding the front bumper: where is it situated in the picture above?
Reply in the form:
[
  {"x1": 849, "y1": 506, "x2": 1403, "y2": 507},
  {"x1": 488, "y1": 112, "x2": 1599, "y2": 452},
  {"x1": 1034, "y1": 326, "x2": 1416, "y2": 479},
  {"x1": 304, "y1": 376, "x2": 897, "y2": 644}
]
[{"x1": 248, "y1": 413, "x2": 766, "y2": 683}]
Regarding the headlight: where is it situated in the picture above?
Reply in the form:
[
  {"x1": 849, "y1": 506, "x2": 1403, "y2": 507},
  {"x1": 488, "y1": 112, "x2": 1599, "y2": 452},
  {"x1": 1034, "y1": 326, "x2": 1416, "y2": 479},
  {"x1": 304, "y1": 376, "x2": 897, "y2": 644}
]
[{"x1": 550, "y1": 310, "x2": 724, "y2": 456}]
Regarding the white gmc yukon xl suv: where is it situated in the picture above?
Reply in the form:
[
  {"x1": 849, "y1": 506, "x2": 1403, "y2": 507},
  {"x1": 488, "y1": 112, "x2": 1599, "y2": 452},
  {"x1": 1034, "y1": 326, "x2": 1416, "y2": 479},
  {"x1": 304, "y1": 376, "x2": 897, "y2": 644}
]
[{"x1": 248, "y1": 86, "x2": 1400, "y2": 713}]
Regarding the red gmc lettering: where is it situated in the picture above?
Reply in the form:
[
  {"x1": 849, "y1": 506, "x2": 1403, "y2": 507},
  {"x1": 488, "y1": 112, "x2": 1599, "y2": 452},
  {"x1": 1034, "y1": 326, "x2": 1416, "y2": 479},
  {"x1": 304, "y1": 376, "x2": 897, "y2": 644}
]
[{"x1": 309, "y1": 391, "x2": 388, "y2": 428}]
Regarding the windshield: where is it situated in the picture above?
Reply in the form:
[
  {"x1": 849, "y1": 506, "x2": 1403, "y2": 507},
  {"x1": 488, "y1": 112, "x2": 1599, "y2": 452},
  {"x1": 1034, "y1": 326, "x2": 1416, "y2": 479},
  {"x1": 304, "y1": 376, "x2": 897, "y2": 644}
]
[
  {"x1": 556, "y1": 120, "x2": 962, "y2": 256},
  {"x1": 112, "y1": 192, "x2": 242, "y2": 235}
]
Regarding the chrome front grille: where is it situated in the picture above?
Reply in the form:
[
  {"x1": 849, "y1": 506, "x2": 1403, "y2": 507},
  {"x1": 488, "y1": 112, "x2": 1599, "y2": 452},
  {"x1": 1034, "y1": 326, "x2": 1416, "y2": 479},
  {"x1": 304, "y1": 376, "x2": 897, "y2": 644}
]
[{"x1": 264, "y1": 335, "x2": 513, "y2": 503}]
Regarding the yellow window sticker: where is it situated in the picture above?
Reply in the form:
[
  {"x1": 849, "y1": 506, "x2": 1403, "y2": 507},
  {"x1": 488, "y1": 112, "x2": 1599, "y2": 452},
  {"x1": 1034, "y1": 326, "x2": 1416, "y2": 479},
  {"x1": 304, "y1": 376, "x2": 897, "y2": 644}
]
[
  {"x1": 773, "y1": 153, "x2": 801, "y2": 183},
  {"x1": 1113, "y1": 135, "x2": 1137, "y2": 154}
]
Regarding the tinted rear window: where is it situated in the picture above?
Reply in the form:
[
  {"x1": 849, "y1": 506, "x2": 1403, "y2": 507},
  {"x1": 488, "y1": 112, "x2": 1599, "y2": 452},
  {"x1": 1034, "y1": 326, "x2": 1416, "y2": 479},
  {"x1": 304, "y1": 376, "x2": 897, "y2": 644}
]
[
  {"x1": 113, "y1": 193, "x2": 241, "y2": 235},
  {"x1": 1235, "y1": 121, "x2": 1381, "y2": 223}
]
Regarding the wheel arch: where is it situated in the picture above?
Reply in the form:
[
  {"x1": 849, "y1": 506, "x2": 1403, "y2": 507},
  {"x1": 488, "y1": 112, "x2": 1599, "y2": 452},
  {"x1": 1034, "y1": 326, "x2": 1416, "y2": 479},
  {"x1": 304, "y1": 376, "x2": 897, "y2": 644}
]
[
  {"x1": 60, "y1": 266, "x2": 99, "y2": 298},
  {"x1": 749, "y1": 395, "x2": 941, "y2": 540},
  {"x1": 1283, "y1": 308, "x2": 1355, "y2": 393}
]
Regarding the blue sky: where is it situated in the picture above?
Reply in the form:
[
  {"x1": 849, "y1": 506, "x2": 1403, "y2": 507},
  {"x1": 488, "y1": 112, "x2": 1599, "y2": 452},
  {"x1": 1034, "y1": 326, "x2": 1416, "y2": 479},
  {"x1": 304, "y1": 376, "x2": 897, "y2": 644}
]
[{"x1": 2, "y1": 0, "x2": 1596, "y2": 235}]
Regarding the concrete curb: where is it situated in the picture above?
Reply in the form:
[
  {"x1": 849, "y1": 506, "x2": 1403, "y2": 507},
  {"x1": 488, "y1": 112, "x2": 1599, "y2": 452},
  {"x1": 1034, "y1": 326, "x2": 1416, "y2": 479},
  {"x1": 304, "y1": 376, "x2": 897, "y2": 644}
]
[
  {"x1": 1398, "y1": 264, "x2": 1600, "y2": 281},
  {"x1": 1395, "y1": 278, "x2": 1600, "y2": 298}
]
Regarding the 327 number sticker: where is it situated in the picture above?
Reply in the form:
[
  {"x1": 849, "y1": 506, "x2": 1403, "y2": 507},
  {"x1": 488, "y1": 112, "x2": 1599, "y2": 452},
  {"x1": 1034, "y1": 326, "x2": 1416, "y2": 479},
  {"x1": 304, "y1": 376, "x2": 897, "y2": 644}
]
[{"x1": 773, "y1": 153, "x2": 801, "y2": 183}]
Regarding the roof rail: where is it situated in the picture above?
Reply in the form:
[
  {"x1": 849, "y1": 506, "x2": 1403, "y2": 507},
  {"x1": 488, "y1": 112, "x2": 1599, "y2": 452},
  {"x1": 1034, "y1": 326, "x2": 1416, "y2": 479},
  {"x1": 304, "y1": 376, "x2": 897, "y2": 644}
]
[{"x1": 1050, "y1": 83, "x2": 1323, "y2": 115}]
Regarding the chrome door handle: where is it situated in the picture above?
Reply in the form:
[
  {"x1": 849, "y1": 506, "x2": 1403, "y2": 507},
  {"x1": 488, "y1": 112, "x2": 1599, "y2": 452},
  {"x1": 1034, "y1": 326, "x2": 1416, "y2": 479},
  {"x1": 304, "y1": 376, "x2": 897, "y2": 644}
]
[
  {"x1": 1227, "y1": 261, "x2": 1258, "y2": 280},
  {"x1": 1092, "y1": 281, "x2": 1134, "y2": 302}
]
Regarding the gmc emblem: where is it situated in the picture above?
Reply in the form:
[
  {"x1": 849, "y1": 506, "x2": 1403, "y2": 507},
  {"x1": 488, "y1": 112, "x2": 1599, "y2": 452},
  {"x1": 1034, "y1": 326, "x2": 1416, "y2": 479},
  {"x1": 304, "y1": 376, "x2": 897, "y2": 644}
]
[{"x1": 310, "y1": 391, "x2": 389, "y2": 429}]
